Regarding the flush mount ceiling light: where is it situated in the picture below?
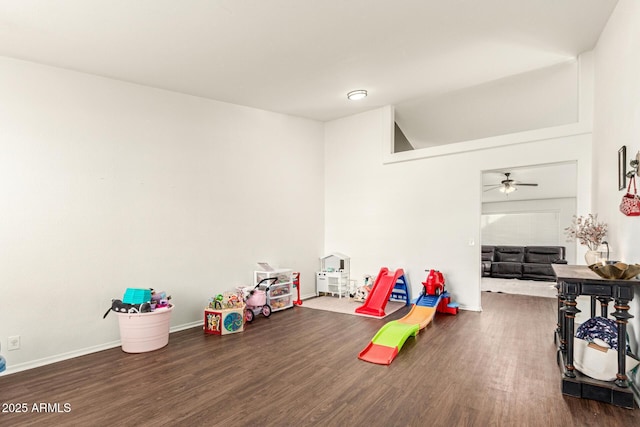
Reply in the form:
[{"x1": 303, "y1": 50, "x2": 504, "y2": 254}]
[{"x1": 347, "y1": 90, "x2": 367, "y2": 100}]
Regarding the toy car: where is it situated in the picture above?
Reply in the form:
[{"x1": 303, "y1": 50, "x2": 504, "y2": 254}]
[{"x1": 422, "y1": 269, "x2": 445, "y2": 296}]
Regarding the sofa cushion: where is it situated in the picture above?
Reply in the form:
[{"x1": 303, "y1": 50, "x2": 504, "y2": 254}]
[
  {"x1": 482, "y1": 261, "x2": 492, "y2": 276},
  {"x1": 495, "y1": 246, "x2": 524, "y2": 263},
  {"x1": 491, "y1": 262, "x2": 523, "y2": 278},
  {"x1": 522, "y1": 263, "x2": 554, "y2": 279},
  {"x1": 524, "y1": 246, "x2": 565, "y2": 264},
  {"x1": 481, "y1": 246, "x2": 495, "y2": 262}
]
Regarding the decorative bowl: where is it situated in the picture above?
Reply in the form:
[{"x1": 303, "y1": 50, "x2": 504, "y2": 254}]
[{"x1": 588, "y1": 262, "x2": 640, "y2": 280}]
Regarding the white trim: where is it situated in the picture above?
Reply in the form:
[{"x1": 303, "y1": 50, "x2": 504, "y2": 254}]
[
  {"x1": 0, "y1": 341, "x2": 121, "y2": 376},
  {"x1": 0, "y1": 320, "x2": 203, "y2": 376},
  {"x1": 459, "y1": 304, "x2": 482, "y2": 312}
]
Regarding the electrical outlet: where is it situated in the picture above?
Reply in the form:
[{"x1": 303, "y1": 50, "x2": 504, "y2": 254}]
[{"x1": 8, "y1": 335, "x2": 20, "y2": 351}]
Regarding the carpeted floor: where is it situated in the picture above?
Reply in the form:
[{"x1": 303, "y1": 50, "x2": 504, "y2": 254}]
[
  {"x1": 481, "y1": 277, "x2": 558, "y2": 298},
  {"x1": 300, "y1": 295, "x2": 407, "y2": 318}
]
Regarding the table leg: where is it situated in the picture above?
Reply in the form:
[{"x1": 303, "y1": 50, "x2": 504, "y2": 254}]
[
  {"x1": 563, "y1": 294, "x2": 580, "y2": 378},
  {"x1": 612, "y1": 298, "x2": 633, "y2": 388},
  {"x1": 556, "y1": 282, "x2": 566, "y2": 351},
  {"x1": 597, "y1": 296, "x2": 612, "y2": 318}
]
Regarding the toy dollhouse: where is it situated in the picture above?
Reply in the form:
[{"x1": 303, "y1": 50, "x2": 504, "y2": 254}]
[{"x1": 316, "y1": 253, "x2": 350, "y2": 298}]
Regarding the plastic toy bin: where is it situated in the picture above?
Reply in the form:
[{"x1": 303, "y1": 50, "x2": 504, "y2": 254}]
[
  {"x1": 270, "y1": 295, "x2": 291, "y2": 310},
  {"x1": 116, "y1": 305, "x2": 173, "y2": 353}
]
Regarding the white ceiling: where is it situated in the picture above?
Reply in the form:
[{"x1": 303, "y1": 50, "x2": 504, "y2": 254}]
[
  {"x1": 0, "y1": 0, "x2": 618, "y2": 122},
  {"x1": 482, "y1": 163, "x2": 577, "y2": 203}
]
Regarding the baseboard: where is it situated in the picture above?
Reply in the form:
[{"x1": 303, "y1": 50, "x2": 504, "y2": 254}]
[
  {"x1": 0, "y1": 341, "x2": 122, "y2": 376},
  {"x1": 459, "y1": 304, "x2": 482, "y2": 312},
  {"x1": 0, "y1": 320, "x2": 204, "y2": 377},
  {"x1": 170, "y1": 320, "x2": 202, "y2": 333}
]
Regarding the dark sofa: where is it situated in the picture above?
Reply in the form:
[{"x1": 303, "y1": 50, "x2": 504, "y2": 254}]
[{"x1": 482, "y1": 245, "x2": 567, "y2": 281}]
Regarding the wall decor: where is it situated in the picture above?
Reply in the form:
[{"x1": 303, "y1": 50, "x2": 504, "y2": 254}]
[{"x1": 618, "y1": 146, "x2": 626, "y2": 190}]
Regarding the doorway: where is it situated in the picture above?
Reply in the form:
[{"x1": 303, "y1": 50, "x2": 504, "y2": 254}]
[{"x1": 480, "y1": 162, "x2": 577, "y2": 298}]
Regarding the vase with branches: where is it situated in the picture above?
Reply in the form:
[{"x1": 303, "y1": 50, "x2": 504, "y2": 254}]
[
  {"x1": 564, "y1": 214, "x2": 608, "y2": 250},
  {"x1": 564, "y1": 214, "x2": 608, "y2": 264}
]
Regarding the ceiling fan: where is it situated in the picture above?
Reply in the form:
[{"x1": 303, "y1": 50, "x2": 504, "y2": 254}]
[{"x1": 484, "y1": 172, "x2": 538, "y2": 194}]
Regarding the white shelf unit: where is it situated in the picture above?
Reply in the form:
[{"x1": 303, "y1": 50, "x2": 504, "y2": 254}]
[
  {"x1": 317, "y1": 253, "x2": 350, "y2": 298},
  {"x1": 316, "y1": 271, "x2": 349, "y2": 298},
  {"x1": 254, "y1": 269, "x2": 293, "y2": 312}
]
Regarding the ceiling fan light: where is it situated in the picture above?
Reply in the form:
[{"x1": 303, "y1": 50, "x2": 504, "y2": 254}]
[
  {"x1": 347, "y1": 90, "x2": 367, "y2": 100},
  {"x1": 500, "y1": 185, "x2": 516, "y2": 194}
]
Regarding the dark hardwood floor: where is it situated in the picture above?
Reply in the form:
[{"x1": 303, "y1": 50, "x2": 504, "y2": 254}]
[{"x1": 1, "y1": 292, "x2": 638, "y2": 426}]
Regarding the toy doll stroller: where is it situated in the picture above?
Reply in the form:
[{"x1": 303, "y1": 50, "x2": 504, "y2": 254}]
[{"x1": 244, "y1": 277, "x2": 277, "y2": 322}]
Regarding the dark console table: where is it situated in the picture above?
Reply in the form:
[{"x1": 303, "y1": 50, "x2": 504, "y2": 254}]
[{"x1": 553, "y1": 264, "x2": 639, "y2": 408}]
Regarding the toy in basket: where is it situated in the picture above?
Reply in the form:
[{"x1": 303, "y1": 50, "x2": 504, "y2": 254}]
[{"x1": 241, "y1": 277, "x2": 278, "y2": 323}]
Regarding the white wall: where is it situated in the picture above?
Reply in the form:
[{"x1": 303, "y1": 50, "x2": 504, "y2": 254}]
[
  {"x1": 396, "y1": 60, "x2": 579, "y2": 148},
  {"x1": 593, "y1": 0, "x2": 640, "y2": 385},
  {"x1": 482, "y1": 198, "x2": 577, "y2": 263},
  {"x1": 0, "y1": 57, "x2": 324, "y2": 373},
  {"x1": 324, "y1": 107, "x2": 592, "y2": 312}
]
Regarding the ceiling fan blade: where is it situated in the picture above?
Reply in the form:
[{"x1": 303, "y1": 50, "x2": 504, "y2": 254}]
[{"x1": 483, "y1": 171, "x2": 538, "y2": 193}]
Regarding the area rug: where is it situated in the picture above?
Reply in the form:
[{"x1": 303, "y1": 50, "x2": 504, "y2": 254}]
[
  {"x1": 481, "y1": 277, "x2": 557, "y2": 298},
  {"x1": 301, "y1": 296, "x2": 407, "y2": 319}
]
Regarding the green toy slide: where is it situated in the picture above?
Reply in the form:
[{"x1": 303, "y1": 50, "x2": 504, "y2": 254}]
[{"x1": 358, "y1": 320, "x2": 420, "y2": 365}]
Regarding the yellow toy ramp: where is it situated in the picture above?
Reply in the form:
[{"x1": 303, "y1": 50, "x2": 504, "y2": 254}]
[{"x1": 397, "y1": 305, "x2": 437, "y2": 330}]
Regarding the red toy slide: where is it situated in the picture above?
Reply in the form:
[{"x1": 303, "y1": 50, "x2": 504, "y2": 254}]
[{"x1": 355, "y1": 267, "x2": 404, "y2": 317}]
